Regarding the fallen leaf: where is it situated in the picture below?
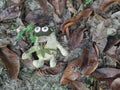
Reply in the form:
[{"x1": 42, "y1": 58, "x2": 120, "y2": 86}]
[
  {"x1": 35, "y1": 62, "x2": 65, "y2": 76},
  {"x1": 103, "y1": 36, "x2": 120, "y2": 52},
  {"x1": 92, "y1": 21, "x2": 108, "y2": 53},
  {"x1": 0, "y1": 47, "x2": 20, "y2": 79},
  {"x1": 25, "y1": 9, "x2": 51, "y2": 25},
  {"x1": 60, "y1": 41, "x2": 99, "y2": 84},
  {"x1": 0, "y1": 38, "x2": 10, "y2": 48},
  {"x1": 48, "y1": 0, "x2": 65, "y2": 16},
  {"x1": 10, "y1": 0, "x2": 24, "y2": 4},
  {"x1": 69, "y1": 80, "x2": 90, "y2": 90},
  {"x1": 66, "y1": 0, "x2": 77, "y2": 15},
  {"x1": 106, "y1": 46, "x2": 120, "y2": 64},
  {"x1": 111, "y1": 78, "x2": 120, "y2": 90},
  {"x1": 91, "y1": 68, "x2": 120, "y2": 81},
  {"x1": 0, "y1": 5, "x2": 20, "y2": 21},
  {"x1": 38, "y1": 0, "x2": 49, "y2": 13},
  {"x1": 61, "y1": 8, "x2": 93, "y2": 37},
  {"x1": 80, "y1": 41, "x2": 99, "y2": 75},
  {"x1": 60, "y1": 59, "x2": 81, "y2": 85},
  {"x1": 69, "y1": 26, "x2": 88, "y2": 49},
  {"x1": 99, "y1": 0, "x2": 120, "y2": 11}
]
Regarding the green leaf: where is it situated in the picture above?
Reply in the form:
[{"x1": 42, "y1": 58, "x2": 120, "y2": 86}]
[{"x1": 85, "y1": 0, "x2": 92, "y2": 5}]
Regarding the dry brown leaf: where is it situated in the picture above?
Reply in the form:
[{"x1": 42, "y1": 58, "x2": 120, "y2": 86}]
[
  {"x1": 25, "y1": 9, "x2": 50, "y2": 24},
  {"x1": 60, "y1": 59, "x2": 81, "y2": 85},
  {"x1": 66, "y1": 0, "x2": 77, "y2": 15},
  {"x1": 38, "y1": 0, "x2": 49, "y2": 13},
  {"x1": 0, "y1": 47, "x2": 20, "y2": 79},
  {"x1": 91, "y1": 68, "x2": 120, "y2": 81},
  {"x1": 106, "y1": 46, "x2": 120, "y2": 64},
  {"x1": 0, "y1": 5, "x2": 20, "y2": 21},
  {"x1": 48, "y1": 0, "x2": 65, "y2": 16},
  {"x1": 69, "y1": 26, "x2": 88, "y2": 49},
  {"x1": 100, "y1": 0, "x2": 120, "y2": 11},
  {"x1": 103, "y1": 36, "x2": 120, "y2": 52},
  {"x1": 111, "y1": 78, "x2": 120, "y2": 90},
  {"x1": 10, "y1": 0, "x2": 24, "y2": 4},
  {"x1": 80, "y1": 42, "x2": 99, "y2": 75},
  {"x1": 92, "y1": 21, "x2": 108, "y2": 53},
  {"x1": 61, "y1": 8, "x2": 93, "y2": 37},
  {"x1": 60, "y1": 41, "x2": 99, "y2": 85},
  {"x1": 35, "y1": 62, "x2": 65, "y2": 76},
  {"x1": 0, "y1": 38, "x2": 10, "y2": 48}
]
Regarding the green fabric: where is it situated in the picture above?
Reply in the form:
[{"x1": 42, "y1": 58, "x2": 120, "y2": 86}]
[{"x1": 16, "y1": 24, "x2": 35, "y2": 42}]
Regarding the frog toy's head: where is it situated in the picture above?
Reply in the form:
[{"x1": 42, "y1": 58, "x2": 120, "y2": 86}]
[
  {"x1": 34, "y1": 26, "x2": 55, "y2": 45},
  {"x1": 16, "y1": 24, "x2": 55, "y2": 43},
  {"x1": 34, "y1": 26, "x2": 54, "y2": 37}
]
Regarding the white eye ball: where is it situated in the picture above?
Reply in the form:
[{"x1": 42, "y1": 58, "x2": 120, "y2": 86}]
[
  {"x1": 42, "y1": 26, "x2": 48, "y2": 32},
  {"x1": 35, "y1": 26, "x2": 41, "y2": 33}
]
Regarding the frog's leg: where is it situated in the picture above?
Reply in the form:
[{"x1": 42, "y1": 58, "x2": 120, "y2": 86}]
[
  {"x1": 32, "y1": 59, "x2": 44, "y2": 68},
  {"x1": 50, "y1": 55, "x2": 57, "y2": 67}
]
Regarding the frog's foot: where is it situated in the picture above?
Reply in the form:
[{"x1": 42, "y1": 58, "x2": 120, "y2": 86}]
[
  {"x1": 50, "y1": 57, "x2": 57, "y2": 67},
  {"x1": 33, "y1": 60, "x2": 44, "y2": 68}
]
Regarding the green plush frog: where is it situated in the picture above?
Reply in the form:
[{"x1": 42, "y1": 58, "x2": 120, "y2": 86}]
[{"x1": 21, "y1": 25, "x2": 68, "y2": 68}]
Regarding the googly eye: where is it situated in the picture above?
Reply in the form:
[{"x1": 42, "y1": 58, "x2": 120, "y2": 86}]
[
  {"x1": 42, "y1": 26, "x2": 49, "y2": 32},
  {"x1": 34, "y1": 26, "x2": 41, "y2": 33}
]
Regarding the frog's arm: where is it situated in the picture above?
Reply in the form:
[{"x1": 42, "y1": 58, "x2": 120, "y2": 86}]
[
  {"x1": 22, "y1": 46, "x2": 36, "y2": 59},
  {"x1": 57, "y1": 42, "x2": 68, "y2": 56}
]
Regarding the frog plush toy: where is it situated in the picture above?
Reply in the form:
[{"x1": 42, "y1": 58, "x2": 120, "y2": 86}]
[{"x1": 21, "y1": 25, "x2": 68, "y2": 68}]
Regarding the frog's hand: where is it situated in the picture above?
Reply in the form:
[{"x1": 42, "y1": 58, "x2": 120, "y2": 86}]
[
  {"x1": 22, "y1": 46, "x2": 35, "y2": 59},
  {"x1": 33, "y1": 60, "x2": 44, "y2": 68},
  {"x1": 22, "y1": 52, "x2": 29, "y2": 59},
  {"x1": 57, "y1": 42, "x2": 68, "y2": 56}
]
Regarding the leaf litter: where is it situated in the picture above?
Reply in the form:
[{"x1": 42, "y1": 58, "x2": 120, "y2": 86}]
[{"x1": 0, "y1": 0, "x2": 120, "y2": 90}]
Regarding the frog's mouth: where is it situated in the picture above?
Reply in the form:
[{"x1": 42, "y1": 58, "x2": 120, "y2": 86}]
[
  {"x1": 38, "y1": 37, "x2": 48, "y2": 46},
  {"x1": 39, "y1": 41, "x2": 47, "y2": 46}
]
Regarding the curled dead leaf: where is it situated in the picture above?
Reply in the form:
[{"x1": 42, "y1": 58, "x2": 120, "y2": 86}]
[
  {"x1": 60, "y1": 41, "x2": 99, "y2": 85},
  {"x1": 60, "y1": 59, "x2": 81, "y2": 85},
  {"x1": 61, "y1": 8, "x2": 93, "y2": 37},
  {"x1": 111, "y1": 78, "x2": 120, "y2": 90},
  {"x1": 103, "y1": 36, "x2": 120, "y2": 52},
  {"x1": 35, "y1": 62, "x2": 65, "y2": 76},
  {"x1": 100, "y1": 0, "x2": 120, "y2": 11},
  {"x1": 91, "y1": 68, "x2": 120, "y2": 81},
  {"x1": 0, "y1": 47, "x2": 20, "y2": 79},
  {"x1": 48, "y1": 0, "x2": 65, "y2": 16},
  {"x1": 80, "y1": 42, "x2": 99, "y2": 75},
  {"x1": 0, "y1": 5, "x2": 20, "y2": 21},
  {"x1": 69, "y1": 26, "x2": 88, "y2": 49}
]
